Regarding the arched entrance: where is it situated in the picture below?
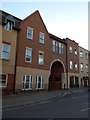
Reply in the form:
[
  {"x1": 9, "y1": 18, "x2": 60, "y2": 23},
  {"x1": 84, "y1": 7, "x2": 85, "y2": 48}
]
[{"x1": 49, "y1": 60, "x2": 64, "y2": 90}]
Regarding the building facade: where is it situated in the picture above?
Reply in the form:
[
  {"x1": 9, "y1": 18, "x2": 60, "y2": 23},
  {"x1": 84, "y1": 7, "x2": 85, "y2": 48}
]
[
  {"x1": 0, "y1": 10, "x2": 21, "y2": 94},
  {"x1": 0, "y1": 10, "x2": 89, "y2": 94},
  {"x1": 49, "y1": 33, "x2": 67, "y2": 90},
  {"x1": 65, "y1": 38, "x2": 80, "y2": 88},
  {"x1": 79, "y1": 47, "x2": 89, "y2": 87}
]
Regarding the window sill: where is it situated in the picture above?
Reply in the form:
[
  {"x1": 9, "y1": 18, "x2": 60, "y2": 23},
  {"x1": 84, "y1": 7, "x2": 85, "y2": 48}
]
[
  {"x1": 22, "y1": 88, "x2": 32, "y2": 90},
  {"x1": 25, "y1": 61, "x2": 32, "y2": 64},
  {"x1": 0, "y1": 86, "x2": 7, "y2": 88},
  {"x1": 27, "y1": 37, "x2": 33, "y2": 40},
  {"x1": 4, "y1": 28, "x2": 12, "y2": 32},
  {"x1": 35, "y1": 88, "x2": 44, "y2": 90},
  {"x1": 1, "y1": 58, "x2": 10, "y2": 61},
  {"x1": 70, "y1": 69, "x2": 73, "y2": 70},
  {"x1": 39, "y1": 42, "x2": 44, "y2": 45},
  {"x1": 38, "y1": 64, "x2": 44, "y2": 66}
]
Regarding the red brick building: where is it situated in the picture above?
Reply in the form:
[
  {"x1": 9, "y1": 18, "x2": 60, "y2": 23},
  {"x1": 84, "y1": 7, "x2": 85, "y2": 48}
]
[
  {"x1": 65, "y1": 38, "x2": 80, "y2": 88},
  {"x1": 15, "y1": 10, "x2": 67, "y2": 92}
]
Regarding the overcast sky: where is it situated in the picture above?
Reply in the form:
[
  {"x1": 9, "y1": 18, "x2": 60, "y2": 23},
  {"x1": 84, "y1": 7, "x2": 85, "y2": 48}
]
[{"x1": 1, "y1": 1, "x2": 88, "y2": 50}]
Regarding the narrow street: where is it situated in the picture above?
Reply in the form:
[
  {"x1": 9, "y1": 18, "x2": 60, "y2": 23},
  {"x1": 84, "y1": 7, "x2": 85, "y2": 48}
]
[{"x1": 2, "y1": 91, "x2": 89, "y2": 119}]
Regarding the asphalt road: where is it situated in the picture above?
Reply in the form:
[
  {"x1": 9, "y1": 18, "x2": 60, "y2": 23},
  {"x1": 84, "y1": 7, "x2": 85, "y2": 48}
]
[{"x1": 2, "y1": 91, "x2": 90, "y2": 119}]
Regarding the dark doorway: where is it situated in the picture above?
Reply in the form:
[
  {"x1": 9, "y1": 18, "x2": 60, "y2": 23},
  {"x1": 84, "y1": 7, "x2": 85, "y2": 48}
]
[
  {"x1": 49, "y1": 61, "x2": 64, "y2": 90},
  {"x1": 75, "y1": 77, "x2": 79, "y2": 87},
  {"x1": 70, "y1": 76, "x2": 74, "y2": 88},
  {"x1": 70, "y1": 76, "x2": 79, "y2": 88}
]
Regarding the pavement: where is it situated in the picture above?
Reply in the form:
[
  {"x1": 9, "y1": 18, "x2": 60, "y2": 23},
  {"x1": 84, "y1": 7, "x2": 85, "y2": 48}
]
[{"x1": 2, "y1": 87, "x2": 88, "y2": 109}]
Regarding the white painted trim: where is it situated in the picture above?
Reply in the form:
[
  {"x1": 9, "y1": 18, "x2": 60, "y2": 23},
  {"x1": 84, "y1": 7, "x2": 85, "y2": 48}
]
[
  {"x1": 39, "y1": 32, "x2": 45, "y2": 44},
  {"x1": 35, "y1": 76, "x2": 43, "y2": 89},
  {"x1": 1, "y1": 43, "x2": 10, "y2": 60},
  {"x1": 25, "y1": 47, "x2": 32, "y2": 63},
  {"x1": 4, "y1": 21, "x2": 13, "y2": 32},
  {"x1": 22, "y1": 75, "x2": 33, "y2": 90},
  {"x1": 27, "y1": 26, "x2": 33, "y2": 40},
  {"x1": 49, "y1": 59, "x2": 66, "y2": 76},
  {"x1": 38, "y1": 50, "x2": 44, "y2": 65}
]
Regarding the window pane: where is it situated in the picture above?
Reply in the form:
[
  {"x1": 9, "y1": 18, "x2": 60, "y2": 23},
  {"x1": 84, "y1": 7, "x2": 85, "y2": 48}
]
[
  {"x1": 2, "y1": 44, "x2": 10, "y2": 59},
  {"x1": 25, "y1": 83, "x2": 29, "y2": 88},
  {"x1": 59, "y1": 43, "x2": 61, "y2": 54},
  {"x1": 26, "y1": 57, "x2": 30, "y2": 62},
  {"x1": 4, "y1": 21, "x2": 12, "y2": 31},
  {"x1": 26, "y1": 76, "x2": 29, "y2": 81},
  {"x1": 2, "y1": 81, "x2": 6, "y2": 86},
  {"x1": 27, "y1": 27, "x2": 33, "y2": 39},
  {"x1": 80, "y1": 51, "x2": 83, "y2": 58},
  {"x1": 26, "y1": 48, "x2": 32, "y2": 62},
  {"x1": 52, "y1": 40, "x2": 55, "y2": 52},
  {"x1": 40, "y1": 32, "x2": 44, "y2": 43},
  {"x1": 2, "y1": 52, "x2": 9, "y2": 59},
  {"x1": 75, "y1": 50, "x2": 77, "y2": 55},
  {"x1": 61, "y1": 44, "x2": 64, "y2": 54},
  {"x1": 3, "y1": 44, "x2": 9, "y2": 52},
  {"x1": 70, "y1": 61, "x2": 73, "y2": 69},
  {"x1": 70, "y1": 47, "x2": 72, "y2": 53},
  {"x1": 0, "y1": 74, "x2": 7, "y2": 87},
  {"x1": 38, "y1": 51, "x2": 44, "y2": 64},
  {"x1": 26, "y1": 49, "x2": 31, "y2": 56},
  {"x1": 2, "y1": 74, "x2": 6, "y2": 80},
  {"x1": 28, "y1": 28, "x2": 32, "y2": 34},
  {"x1": 39, "y1": 58, "x2": 43, "y2": 64}
]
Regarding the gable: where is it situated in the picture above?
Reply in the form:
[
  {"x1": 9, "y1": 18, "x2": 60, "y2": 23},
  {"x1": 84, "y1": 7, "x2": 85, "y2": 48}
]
[{"x1": 22, "y1": 10, "x2": 49, "y2": 34}]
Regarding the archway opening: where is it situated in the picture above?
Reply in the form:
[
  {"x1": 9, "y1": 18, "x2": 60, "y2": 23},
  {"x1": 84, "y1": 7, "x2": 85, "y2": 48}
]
[{"x1": 49, "y1": 61, "x2": 64, "y2": 90}]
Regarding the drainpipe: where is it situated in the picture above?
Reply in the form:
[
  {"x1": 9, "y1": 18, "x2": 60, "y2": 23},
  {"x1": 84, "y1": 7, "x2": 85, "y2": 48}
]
[
  {"x1": 66, "y1": 42, "x2": 68, "y2": 90},
  {"x1": 13, "y1": 26, "x2": 20, "y2": 94}
]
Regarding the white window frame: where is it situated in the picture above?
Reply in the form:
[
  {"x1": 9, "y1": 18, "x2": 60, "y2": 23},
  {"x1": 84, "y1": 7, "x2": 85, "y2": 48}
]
[
  {"x1": 80, "y1": 63, "x2": 83, "y2": 72},
  {"x1": 75, "y1": 49, "x2": 77, "y2": 55},
  {"x1": 59, "y1": 42, "x2": 61, "y2": 54},
  {"x1": 56, "y1": 42, "x2": 58, "y2": 53},
  {"x1": 22, "y1": 75, "x2": 32, "y2": 90},
  {"x1": 25, "y1": 47, "x2": 32, "y2": 63},
  {"x1": 27, "y1": 27, "x2": 33, "y2": 40},
  {"x1": 38, "y1": 50, "x2": 44, "y2": 65},
  {"x1": 61, "y1": 44, "x2": 64, "y2": 54},
  {"x1": 70, "y1": 61, "x2": 73, "y2": 70},
  {"x1": 69, "y1": 47, "x2": 73, "y2": 53},
  {"x1": 85, "y1": 53, "x2": 88, "y2": 59},
  {"x1": 75, "y1": 63, "x2": 78, "y2": 70},
  {"x1": 86, "y1": 64, "x2": 88, "y2": 73},
  {"x1": 80, "y1": 51, "x2": 83, "y2": 58},
  {"x1": 39, "y1": 32, "x2": 45, "y2": 44},
  {"x1": 52, "y1": 40, "x2": 64, "y2": 55},
  {"x1": 1, "y1": 43, "x2": 10, "y2": 60},
  {"x1": 35, "y1": 76, "x2": 43, "y2": 90},
  {"x1": 4, "y1": 21, "x2": 13, "y2": 31},
  {"x1": 0, "y1": 74, "x2": 7, "y2": 87},
  {"x1": 52, "y1": 40, "x2": 56, "y2": 52}
]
